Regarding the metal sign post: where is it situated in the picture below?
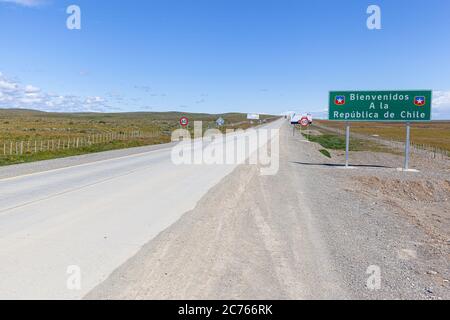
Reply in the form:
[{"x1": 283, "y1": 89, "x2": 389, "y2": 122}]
[
  {"x1": 345, "y1": 122, "x2": 350, "y2": 168},
  {"x1": 298, "y1": 117, "x2": 308, "y2": 138},
  {"x1": 404, "y1": 122, "x2": 411, "y2": 170}
]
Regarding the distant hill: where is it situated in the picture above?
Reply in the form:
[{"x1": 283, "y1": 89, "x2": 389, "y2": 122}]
[{"x1": 0, "y1": 108, "x2": 277, "y2": 121}]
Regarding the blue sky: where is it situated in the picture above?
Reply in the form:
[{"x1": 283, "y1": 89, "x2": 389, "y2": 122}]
[{"x1": 0, "y1": 0, "x2": 450, "y2": 118}]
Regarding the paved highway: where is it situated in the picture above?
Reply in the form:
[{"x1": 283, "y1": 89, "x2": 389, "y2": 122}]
[{"x1": 0, "y1": 119, "x2": 282, "y2": 299}]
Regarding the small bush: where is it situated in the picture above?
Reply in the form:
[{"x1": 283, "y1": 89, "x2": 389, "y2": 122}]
[
  {"x1": 303, "y1": 133, "x2": 346, "y2": 150},
  {"x1": 319, "y1": 149, "x2": 331, "y2": 158}
]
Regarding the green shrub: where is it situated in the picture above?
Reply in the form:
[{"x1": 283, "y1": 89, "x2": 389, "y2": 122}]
[{"x1": 319, "y1": 149, "x2": 331, "y2": 158}]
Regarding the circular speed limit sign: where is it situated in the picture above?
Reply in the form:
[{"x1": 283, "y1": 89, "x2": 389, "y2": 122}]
[
  {"x1": 299, "y1": 117, "x2": 309, "y2": 127},
  {"x1": 179, "y1": 117, "x2": 189, "y2": 127}
]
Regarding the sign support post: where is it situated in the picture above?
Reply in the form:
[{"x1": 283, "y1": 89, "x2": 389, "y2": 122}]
[
  {"x1": 345, "y1": 122, "x2": 350, "y2": 168},
  {"x1": 404, "y1": 122, "x2": 411, "y2": 170},
  {"x1": 298, "y1": 117, "x2": 310, "y2": 138}
]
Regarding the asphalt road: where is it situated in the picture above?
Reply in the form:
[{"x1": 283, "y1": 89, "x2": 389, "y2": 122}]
[
  {"x1": 87, "y1": 121, "x2": 449, "y2": 300},
  {"x1": 0, "y1": 119, "x2": 283, "y2": 299}
]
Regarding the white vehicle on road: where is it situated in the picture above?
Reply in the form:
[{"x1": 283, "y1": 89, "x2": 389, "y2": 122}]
[{"x1": 290, "y1": 113, "x2": 313, "y2": 125}]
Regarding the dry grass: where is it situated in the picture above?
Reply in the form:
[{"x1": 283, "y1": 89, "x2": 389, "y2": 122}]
[
  {"x1": 0, "y1": 109, "x2": 278, "y2": 166},
  {"x1": 0, "y1": 109, "x2": 275, "y2": 141},
  {"x1": 316, "y1": 120, "x2": 450, "y2": 152}
]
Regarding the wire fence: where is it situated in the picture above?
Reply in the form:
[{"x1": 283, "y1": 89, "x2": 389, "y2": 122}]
[
  {"x1": 0, "y1": 130, "x2": 161, "y2": 157},
  {"x1": 312, "y1": 123, "x2": 449, "y2": 161}
]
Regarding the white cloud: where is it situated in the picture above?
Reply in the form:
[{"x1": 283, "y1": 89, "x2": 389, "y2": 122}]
[
  {"x1": 85, "y1": 96, "x2": 105, "y2": 104},
  {"x1": 0, "y1": 72, "x2": 113, "y2": 113},
  {"x1": 432, "y1": 91, "x2": 450, "y2": 119},
  {"x1": 0, "y1": 0, "x2": 47, "y2": 7},
  {"x1": 0, "y1": 79, "x2": 18, "y2": 91},
  {"x1": 433, "y1": 91, "x2": 450, "y2": 108},
  {"x1": 24, "y1": 84, "x2": 41, "y2": 93}
]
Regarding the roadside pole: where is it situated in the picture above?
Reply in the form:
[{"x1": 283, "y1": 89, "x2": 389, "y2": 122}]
[
  {"x1": 404, "y1": 122, "x2": 411, "y2": 170},
  {"x1": 345, "y1": 122, "x2": 350, "y2": 168},
  {"x1": 293, "y1": 125, "x2": 295, "y2": 136}
]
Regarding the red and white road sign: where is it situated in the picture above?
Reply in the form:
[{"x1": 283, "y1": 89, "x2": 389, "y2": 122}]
[
  {"x1": 299, "y1": 117, "x2": 309, "y2": 127},
  {"x1": 180, "y1": 117, "x2": 189, "y2": 127}
]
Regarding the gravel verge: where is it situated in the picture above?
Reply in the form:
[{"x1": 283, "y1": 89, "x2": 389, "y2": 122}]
[{"x1": 86, "y1": 123, "x2": 449, "y2": 299}]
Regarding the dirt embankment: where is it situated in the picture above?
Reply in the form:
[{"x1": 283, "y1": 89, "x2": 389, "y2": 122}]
[{"x1": 354, "y1": 176, "x2": 450, "y2": 249}]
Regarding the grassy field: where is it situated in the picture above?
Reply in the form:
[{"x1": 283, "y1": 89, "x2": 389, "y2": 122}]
[
  {"x1": 0, "y1": 109, "x2": 275, "y2": 140},
  {"x1": 301, "y1": 130, "x2": 397, "y2": 157},
  {"x1": 0, "y1": 109, "x2": 278, "y2": 166},
  {"x1": 315, "y1": 120, "x2": 450, "y2": 153}
]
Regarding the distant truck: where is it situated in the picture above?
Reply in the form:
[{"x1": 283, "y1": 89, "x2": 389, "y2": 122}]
[{"x1": 290, "y1": 113, "x2": 313, "y2": 125}]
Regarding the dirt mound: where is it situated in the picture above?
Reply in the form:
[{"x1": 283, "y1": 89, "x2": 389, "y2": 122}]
[{"x1": 356, "y1": 176, "x2": 450, "y2": 202}]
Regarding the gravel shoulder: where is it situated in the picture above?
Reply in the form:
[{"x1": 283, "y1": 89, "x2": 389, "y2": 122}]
[{"x1": 86, "y1": 123, "x2": 450, "y2": 300}]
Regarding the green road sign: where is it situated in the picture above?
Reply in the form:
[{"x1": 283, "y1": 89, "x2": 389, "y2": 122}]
[{"x1": 329, "y1": 90, "x2": 432, "y2": 122}]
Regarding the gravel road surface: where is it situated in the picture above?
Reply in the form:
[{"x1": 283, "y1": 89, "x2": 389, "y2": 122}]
[{"x1": 87, "y1": 122, "x2": 450, "y2": 299}]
